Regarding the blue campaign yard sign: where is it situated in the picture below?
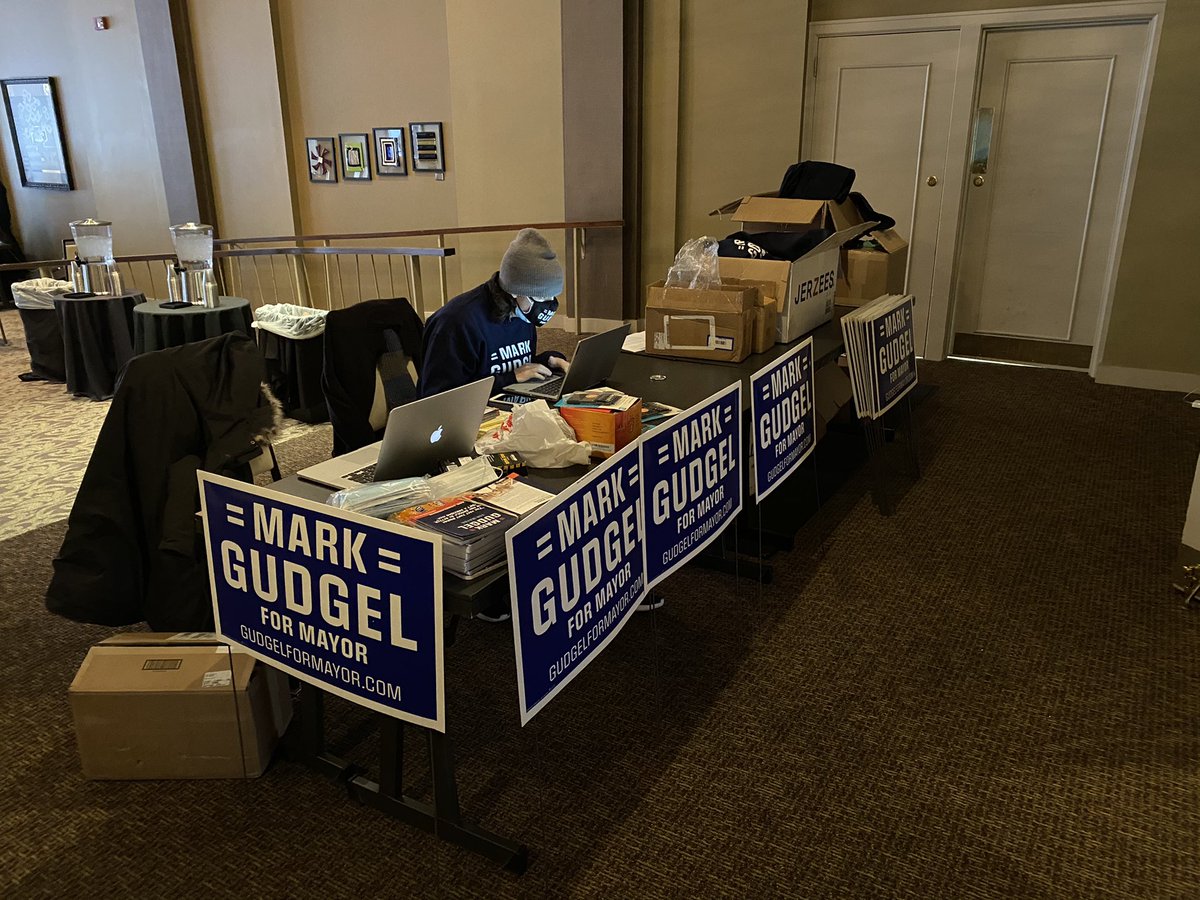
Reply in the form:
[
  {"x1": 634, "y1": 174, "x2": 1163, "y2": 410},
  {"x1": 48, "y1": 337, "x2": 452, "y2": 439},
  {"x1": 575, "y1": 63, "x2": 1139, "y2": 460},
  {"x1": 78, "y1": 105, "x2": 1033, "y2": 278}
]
[
  {"x1": 198, "y1": 473, "x2": 445, "y2": 731},
  {"x1": 640, "y1": 381, "x2": 743, "y2": 590},
  {"x1": 872, "y1": 296, "x2": 918, "y2": 418},
  {"x1": 506, "y1": 441, "x2": 646, "y2": 725},
  {"x1": 750, "y1": 337, "x2": 816, "y2": 502}
]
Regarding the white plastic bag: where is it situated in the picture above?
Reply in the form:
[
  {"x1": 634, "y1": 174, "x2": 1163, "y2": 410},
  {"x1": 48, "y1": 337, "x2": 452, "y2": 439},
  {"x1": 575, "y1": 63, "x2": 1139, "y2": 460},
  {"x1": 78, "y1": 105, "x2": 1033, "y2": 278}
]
[
  {"x1": 475, "y1": 400, "x2": 591, "y2": 467},
  {"x1": 665, "y1": 236, "x2": 721, "y2": 290}
]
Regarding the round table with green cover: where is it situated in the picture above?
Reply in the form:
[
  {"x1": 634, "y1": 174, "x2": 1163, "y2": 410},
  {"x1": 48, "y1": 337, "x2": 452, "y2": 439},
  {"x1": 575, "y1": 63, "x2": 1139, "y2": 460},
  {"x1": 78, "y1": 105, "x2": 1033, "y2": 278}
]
[{"x1": 133, "y1": 296, "x2": 253, "y2": 355}]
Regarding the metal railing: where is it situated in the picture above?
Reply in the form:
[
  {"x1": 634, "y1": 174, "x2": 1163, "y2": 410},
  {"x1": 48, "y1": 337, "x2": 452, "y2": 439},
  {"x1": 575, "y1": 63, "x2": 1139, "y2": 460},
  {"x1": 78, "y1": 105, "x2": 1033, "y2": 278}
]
[{"x1": 1, "y1": 219, "x2": 623, "y2": 329}]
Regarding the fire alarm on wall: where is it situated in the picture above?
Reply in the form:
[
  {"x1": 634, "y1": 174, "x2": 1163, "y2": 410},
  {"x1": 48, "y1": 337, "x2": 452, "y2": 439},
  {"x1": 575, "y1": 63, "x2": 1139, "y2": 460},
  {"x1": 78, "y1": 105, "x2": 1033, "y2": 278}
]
[{"x1": 94, "y1": 16, "x2": 109, "y2": 31}]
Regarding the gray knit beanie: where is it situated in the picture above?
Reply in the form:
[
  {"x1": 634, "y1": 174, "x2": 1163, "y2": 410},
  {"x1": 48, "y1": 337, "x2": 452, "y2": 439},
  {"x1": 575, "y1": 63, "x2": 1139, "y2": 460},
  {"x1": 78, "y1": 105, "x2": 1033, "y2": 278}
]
[{"x1": 499, "y1": 228, "x2": 564, "y2": 298}]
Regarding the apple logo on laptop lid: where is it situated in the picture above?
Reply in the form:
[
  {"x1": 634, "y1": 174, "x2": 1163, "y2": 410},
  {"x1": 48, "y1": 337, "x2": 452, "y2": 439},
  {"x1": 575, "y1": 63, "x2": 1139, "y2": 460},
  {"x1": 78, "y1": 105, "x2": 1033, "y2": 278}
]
[{"x1": 429, "y1": 425, "x2": 444, "y2": 444}]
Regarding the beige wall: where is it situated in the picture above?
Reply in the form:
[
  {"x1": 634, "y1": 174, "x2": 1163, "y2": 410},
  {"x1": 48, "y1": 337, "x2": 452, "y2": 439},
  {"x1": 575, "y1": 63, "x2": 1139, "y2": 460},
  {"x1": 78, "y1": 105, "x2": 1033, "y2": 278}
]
[
  {"x1": 812, "y1": 0, "x2": 1200, "y2": 378},
  {"x1": 640, "y1": 1, "x2": 808, "y2": 289},
  {"x1": 0, "y1": 0, "x2": 171, "y2": 258},
  {"x1": 445, "y1": 0, "x2": 566, "y2": 292},
  {"x1": 188, "y1": 0, "x2": 295, "y2": 239}
]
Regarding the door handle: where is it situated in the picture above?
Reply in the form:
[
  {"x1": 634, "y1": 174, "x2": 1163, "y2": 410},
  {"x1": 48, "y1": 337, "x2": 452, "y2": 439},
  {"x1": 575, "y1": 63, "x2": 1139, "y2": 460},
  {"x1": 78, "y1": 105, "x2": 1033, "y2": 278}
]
[
  {"x1": 973, "y1": 175, "x2": 986, "y2": 187},
  {"x1": 926, "y1": 175, "x2": 938, "y2": 187}
]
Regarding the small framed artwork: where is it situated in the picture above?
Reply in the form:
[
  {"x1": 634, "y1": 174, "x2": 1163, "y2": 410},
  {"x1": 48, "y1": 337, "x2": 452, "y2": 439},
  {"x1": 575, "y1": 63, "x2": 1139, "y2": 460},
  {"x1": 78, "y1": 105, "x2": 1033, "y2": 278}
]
[
  {"x1": 306, "y1": 136, "x2": 337, "y2": 183},
  {"x1": 409, "y1": 122, "x2": 445, "y2": 173},
  {"x1": 2, "y1": 77, "x2": 74, "y2": 190},
  {"x1": 339, "y1": 132, "x2": 371, "y2": 181},
  {"x1": 372, "y1": 127, "x2": 407, "y2": 176}
]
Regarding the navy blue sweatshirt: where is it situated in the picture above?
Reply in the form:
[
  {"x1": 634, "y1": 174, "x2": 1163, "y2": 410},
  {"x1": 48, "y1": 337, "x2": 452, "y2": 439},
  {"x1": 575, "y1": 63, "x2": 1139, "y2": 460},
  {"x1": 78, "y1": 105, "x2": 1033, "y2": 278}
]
[{"x1": 418, "y1": 273, "x2": 563, "y2": 397}]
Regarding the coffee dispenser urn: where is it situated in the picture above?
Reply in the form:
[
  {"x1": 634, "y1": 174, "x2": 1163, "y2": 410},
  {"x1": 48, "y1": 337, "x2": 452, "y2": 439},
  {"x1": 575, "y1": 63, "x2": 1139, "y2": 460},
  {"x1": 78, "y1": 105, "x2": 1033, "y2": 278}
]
[
  {"x1": 68, "y1": 218, "x2": 123, "y2": 295},
  {"x1": 168, "y1": 222, "x2": 218, "y2": 307}
]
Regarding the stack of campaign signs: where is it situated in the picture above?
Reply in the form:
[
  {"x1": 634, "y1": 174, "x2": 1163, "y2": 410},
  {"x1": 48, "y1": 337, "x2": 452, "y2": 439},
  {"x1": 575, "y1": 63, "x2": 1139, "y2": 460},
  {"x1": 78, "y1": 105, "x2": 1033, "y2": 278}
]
[
  {"x1": 390, "y1": 477, "x2": 554, "y2": 578},
  {"x1": 840, "y1": 293, "x2": 918, "y2": 420}
]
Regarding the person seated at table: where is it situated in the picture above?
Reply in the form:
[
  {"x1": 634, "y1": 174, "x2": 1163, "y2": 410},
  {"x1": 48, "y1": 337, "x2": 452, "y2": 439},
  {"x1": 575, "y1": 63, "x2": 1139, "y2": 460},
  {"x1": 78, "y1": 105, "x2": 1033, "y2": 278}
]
[{"x1": 418, "y1": 228, "x2": 568, "y2": 398}]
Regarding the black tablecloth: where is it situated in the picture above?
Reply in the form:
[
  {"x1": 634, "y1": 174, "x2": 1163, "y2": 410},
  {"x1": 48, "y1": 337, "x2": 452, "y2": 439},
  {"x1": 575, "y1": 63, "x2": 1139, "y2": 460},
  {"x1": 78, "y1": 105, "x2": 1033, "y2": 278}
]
[
  {"x1": 133, "y1": 296, "x2": 253, "y2": 355},
  {"x1": 53, "y1": 292, "x2": 143, "y2": 400},
  {"x1": 18, "y1": 307, "x2": 66, "y2": 382},
  {"x1": 257, "y1": 328, "x2": 328, "y2": 423}
]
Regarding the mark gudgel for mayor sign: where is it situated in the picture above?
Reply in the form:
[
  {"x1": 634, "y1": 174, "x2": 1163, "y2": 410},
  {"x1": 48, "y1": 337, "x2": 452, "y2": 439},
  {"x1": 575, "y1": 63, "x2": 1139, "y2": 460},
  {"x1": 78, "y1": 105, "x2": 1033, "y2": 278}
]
[
  {"x1": 872, "y1": 297, "x2": 917, "y2": 416},
  {"x1": 507, "y1": 440, "x2": 646, "y2": 724},
  {"x1": 751, "y1": 337, "x2": 815, "y2": 502},
  {"x1": 640, "y1": 382, "x2": 743, "y2": 589},
  {"x1": 198, "y1": 473, "x2": 445, "y2": 731}
]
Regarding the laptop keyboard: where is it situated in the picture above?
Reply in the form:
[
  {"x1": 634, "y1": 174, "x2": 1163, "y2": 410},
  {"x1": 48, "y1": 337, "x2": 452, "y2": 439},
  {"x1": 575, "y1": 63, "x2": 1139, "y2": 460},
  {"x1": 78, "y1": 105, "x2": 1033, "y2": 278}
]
[
  {"x1": 525, "y1": 375, "x2": 564, "y2": 398},
  {"x1": 345, "y1": 463, "x2": 377, "y2": 484}
]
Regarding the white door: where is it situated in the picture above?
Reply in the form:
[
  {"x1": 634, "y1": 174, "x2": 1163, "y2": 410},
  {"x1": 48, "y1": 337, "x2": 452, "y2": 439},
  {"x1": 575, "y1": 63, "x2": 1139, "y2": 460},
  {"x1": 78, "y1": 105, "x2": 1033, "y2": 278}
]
[
  {"x1": 805, "y1": 29, "x2": 961, "y2": 356},
  {"x1": 952, "y1": 24, "x2": 1148, "y2": 365}
]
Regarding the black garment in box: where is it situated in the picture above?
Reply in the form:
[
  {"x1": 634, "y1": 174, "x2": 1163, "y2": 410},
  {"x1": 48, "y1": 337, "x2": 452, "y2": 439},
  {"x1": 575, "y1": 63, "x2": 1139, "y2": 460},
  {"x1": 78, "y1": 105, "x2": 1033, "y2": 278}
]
[{"x1": 257, "y1": 328, "x2": 328, "y2": 423}]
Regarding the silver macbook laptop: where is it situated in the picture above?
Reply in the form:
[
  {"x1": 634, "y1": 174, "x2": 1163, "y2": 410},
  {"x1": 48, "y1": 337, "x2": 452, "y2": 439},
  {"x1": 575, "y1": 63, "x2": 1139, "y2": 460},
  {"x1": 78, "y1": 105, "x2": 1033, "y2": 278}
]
[
  {"x1": 299, "y1": 377, "x2": 493, "y2": 491},
  {"x1": 507, "y1": 323, "x2": 632, "y2": 401}
]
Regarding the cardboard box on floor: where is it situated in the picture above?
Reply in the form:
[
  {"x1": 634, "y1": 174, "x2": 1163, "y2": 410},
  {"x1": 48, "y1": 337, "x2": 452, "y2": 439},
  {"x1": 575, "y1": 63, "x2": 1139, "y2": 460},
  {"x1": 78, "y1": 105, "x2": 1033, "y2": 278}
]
[
  {"x1": 711, "y1": 193, "x2": 874, "y2": 343},
  {"x1": 69, "y1": 633, "x2": 293, "y2": 780},
  {"x1": 837, "y1": 228, "x2": 909, "y2": 307},
  {"x1": 644, "y1": 281, "x2": 758, "y2": 363}
]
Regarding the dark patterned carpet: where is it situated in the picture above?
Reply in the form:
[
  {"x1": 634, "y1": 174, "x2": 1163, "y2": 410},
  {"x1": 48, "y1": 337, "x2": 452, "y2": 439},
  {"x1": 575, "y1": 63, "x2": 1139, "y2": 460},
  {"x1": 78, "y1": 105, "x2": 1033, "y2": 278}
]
[{"x1": 2, "y1": 357, "x2": 1198, "y2": 899}]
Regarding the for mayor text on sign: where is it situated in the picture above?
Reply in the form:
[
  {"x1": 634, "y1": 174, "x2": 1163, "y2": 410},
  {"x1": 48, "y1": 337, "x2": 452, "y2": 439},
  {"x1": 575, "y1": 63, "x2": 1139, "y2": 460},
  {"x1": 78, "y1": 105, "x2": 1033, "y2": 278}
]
[
  {"x1": 750, "y1": 336, "x2": 815, "y2": 502},
  {"x1": 506, "y1": 441, "x2": 645, "y2": 724},
  {"x1": 640, "y1": 382, "x2": 743, "y2": 589},
  {"x1": 198, "y1": 473, "x2": 445, "y2": 730}
]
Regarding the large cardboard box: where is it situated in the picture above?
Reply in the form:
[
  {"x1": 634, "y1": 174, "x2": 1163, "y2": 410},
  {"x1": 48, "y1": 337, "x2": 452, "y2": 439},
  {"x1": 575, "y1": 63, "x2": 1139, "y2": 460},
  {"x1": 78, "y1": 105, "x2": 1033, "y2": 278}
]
[
  {"x1": 837, "y1": 228, "x2": 909, "y2": 307},
  {"x1": 69, "y1": 634, "x2": 292, "y2": 780},
  {"x1": 712, "y1": 194, "x2": 874, "y2": 343},
  {"x1": 644, "y1": 282, "x2": 757, "y2": 363},
  {"x1": 557, "y1": 397, "x2": 643, "y2": 459}
]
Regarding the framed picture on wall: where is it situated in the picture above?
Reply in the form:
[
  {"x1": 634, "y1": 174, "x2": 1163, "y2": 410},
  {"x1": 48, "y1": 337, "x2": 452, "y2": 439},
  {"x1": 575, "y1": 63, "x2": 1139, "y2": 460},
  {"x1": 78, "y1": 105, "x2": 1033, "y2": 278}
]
[
  {"x1": 372, "y1": 127, "x2": 407, "y2": 176},
  {"x1": 408, "y1": 122, "x2": 445, "y2": 173},
  {"x1": 306, "y1": 136, "x2": 337, "y2": 183},
  {"x1": 2, "y1": 77, "x2": 73, "y2": 190},
  {"x1": 339, "y1": 133, "x2": 371, "y2": 181}
]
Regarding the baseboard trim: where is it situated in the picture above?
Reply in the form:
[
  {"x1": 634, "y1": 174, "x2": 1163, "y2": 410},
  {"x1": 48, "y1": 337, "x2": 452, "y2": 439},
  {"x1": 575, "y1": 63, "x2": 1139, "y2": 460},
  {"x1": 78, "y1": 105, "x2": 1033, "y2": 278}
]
[{"x1": 1093, "y1": 365, "x2": 1199, "y2": 393}]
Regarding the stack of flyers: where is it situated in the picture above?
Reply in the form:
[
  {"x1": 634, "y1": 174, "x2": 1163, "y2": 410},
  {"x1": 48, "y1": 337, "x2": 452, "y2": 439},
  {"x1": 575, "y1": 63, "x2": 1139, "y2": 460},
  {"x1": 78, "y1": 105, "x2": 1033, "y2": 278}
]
[
  {"x1": 641, "y1": 400, "x2": 682, "y2": 429},
  {"x1": 839, "y1": 293, "x2": 918, "y2": 420},
  {"x1": 390, "y1": 494, "x2": 519, "y2": 579},
  {"x1": 556, "y1": 389, "x2": 639, "y2": 411},
  {"x1": 472, "y1": 474, "x2": 555, "y2": 517}
]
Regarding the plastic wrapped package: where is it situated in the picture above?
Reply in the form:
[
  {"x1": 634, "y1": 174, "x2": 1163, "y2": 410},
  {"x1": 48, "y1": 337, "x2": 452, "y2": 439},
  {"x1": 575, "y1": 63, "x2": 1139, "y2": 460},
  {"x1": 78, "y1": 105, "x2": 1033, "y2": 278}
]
[
  {"x1": 327, "y1": 477, "x2": 433, "y2": 519},
  {"x1": 325, "y1": 456, "x2": 498, "y2": 519},
  {"x1": 664, "y1": 237, "x2": 722, "y2": 290},
  {"x1": 426, "y1": 455, "x2": 499, "y2": 497},
  {"x1": 476, "y1": 400, "x2": 591, "y2": 467}
]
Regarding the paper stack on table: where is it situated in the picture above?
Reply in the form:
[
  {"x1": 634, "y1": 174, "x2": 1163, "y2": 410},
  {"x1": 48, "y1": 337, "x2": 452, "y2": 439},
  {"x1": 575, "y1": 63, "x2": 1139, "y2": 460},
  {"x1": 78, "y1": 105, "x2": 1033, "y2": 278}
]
[
  {"x1": 839, "y1": 293, "x2": 919, "y2": 420},
  {"x1": 390, "y1": 494, "x2": 519, "y2": 578}
]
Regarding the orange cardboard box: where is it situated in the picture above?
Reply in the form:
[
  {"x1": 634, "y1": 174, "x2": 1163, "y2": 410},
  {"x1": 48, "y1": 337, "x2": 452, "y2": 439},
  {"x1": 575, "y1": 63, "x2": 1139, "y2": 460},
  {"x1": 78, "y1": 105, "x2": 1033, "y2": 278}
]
[{"x1": 558, "y1": 399, "x2": 643, "y2": 459}]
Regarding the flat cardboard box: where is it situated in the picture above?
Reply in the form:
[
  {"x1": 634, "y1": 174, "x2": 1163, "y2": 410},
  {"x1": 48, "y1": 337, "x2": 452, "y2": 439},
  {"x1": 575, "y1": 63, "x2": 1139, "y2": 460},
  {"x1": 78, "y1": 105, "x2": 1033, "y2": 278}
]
[
  {"x1": 644, "y1": 282, "x2": 757, "y2": 363},
  {"x1": 69, "y1": 634, "x2": 292, "y2": 780},
  {"x1": 558, "y1": 399, "x2": 643, "y2": 459},
  {"x1": 712, "y1": 195, "x2": 875, "y2": 343},
  {"x1": 837, "y1": 228, "x2": 909, "y2": 307}
]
